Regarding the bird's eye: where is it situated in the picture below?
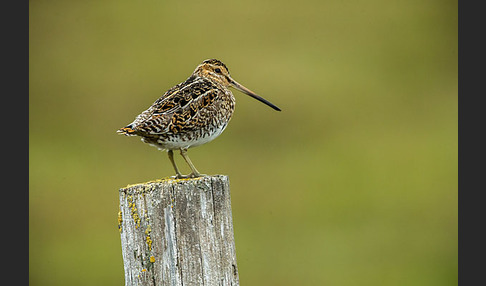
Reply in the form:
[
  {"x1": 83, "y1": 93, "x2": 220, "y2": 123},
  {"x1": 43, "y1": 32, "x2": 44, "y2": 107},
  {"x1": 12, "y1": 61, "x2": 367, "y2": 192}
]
[{"x1": 214, "y1": 68, "x2": 222, "y2": 74}]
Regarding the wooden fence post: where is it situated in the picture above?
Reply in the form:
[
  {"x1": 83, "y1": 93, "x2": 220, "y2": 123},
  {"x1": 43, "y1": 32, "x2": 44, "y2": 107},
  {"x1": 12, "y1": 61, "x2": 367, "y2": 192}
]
[{"x1": 118, "y1": 175, "x2": 239, "y2": 286}]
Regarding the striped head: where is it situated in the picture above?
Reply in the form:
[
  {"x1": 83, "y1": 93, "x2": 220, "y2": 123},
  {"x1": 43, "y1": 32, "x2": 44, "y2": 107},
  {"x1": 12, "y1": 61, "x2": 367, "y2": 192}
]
[{"x1": 193, "y1": 59, "x2": 232, "y2": 87}]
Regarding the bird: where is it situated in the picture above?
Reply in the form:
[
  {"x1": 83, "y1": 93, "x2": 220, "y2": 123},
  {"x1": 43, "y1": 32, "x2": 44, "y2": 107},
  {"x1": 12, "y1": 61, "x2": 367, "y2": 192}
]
[{"x1": 117, "y1": 59, "x2": 281, "y2": 179}]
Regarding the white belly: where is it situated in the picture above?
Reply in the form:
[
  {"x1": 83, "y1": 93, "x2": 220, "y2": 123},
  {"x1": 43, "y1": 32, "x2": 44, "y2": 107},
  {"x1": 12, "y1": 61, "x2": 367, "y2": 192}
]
[{"x1": 146, "y1": 123, "x2": 229, "y2": 151}]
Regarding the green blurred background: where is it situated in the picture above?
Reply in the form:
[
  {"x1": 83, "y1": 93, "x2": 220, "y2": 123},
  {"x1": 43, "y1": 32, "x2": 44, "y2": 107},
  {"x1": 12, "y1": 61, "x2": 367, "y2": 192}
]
[{"x1": 29, "y1": 0, "x2": 457, "y2": 285}]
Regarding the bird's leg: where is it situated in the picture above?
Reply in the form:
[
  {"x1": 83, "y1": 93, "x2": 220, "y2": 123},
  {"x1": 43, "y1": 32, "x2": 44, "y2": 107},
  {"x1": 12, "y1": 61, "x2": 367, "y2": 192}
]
[
  {"x1": 179, "y1": 148, "x2": 202, "y2": 178},
  {"x1": 168, "y1": 150, "x2": 185, "y2": 179}
]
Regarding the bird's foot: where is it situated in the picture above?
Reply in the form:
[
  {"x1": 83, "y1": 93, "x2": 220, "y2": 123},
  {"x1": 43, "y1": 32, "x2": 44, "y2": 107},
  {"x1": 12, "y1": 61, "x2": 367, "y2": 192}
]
[
  {"x1": 171, "y1": 172, "x2": 206, "y2": 179},
  {"x1": 171, "y1": 174, "x2": 188, "y2": 179},
  {"x1": 189, "y1": 172, "x2": 206, "y2": 178},
  {"x1": 171, "y1": 173, "x2": 207, "y2": 180}
]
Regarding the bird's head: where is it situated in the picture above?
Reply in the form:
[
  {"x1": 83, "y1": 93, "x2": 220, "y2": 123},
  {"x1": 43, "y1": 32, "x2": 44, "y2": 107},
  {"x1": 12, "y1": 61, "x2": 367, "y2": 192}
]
[
  {"x1": 193, "y1": 59, "x2": 281, "y2": 111},
  {"x1": 194, "y1": 59, "x2": 232, "y2": 87}
]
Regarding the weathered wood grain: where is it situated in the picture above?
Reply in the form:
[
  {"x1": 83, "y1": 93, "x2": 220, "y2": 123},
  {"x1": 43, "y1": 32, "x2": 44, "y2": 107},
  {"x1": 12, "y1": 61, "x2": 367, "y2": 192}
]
[{"x1": 118, "y1": 175, "x2": 239, "y2": 286}]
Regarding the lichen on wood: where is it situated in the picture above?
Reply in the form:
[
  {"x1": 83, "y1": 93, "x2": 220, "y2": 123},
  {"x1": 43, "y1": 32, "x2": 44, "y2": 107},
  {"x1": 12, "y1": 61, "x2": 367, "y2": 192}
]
[{"x1": 119, "y1": 175, "x2": 239, "y2": 286}]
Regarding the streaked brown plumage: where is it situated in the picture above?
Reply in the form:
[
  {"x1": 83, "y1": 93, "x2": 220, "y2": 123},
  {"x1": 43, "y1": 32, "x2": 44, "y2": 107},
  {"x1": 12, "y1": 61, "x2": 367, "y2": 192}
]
[{"x1": 118, "y1": 59, "x2": 280, "y2": 178}]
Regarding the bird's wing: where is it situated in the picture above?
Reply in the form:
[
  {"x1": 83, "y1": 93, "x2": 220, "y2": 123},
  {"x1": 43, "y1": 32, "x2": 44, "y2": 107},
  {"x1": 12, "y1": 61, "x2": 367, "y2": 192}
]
[{"x1": 119, "y1": 77, "x2": 221, "y2": 136}]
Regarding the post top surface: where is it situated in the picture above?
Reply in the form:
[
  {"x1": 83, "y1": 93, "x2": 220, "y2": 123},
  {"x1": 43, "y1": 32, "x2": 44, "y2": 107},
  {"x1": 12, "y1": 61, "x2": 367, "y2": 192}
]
[{"x1": 119, "y1": 174, "x2": 229, "y2": 192}]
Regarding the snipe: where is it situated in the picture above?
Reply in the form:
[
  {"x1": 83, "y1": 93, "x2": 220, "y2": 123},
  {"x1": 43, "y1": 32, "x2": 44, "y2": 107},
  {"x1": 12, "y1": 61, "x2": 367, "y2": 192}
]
[{"x1": 118, "y1": 59, "x2": 281, "y2": 178}]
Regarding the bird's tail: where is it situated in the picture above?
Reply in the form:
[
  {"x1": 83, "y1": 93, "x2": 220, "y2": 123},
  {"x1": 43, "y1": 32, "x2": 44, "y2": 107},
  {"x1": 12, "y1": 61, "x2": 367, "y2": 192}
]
[{"x1": 117, "y1": 125, "x2": 137, "y2": 136}]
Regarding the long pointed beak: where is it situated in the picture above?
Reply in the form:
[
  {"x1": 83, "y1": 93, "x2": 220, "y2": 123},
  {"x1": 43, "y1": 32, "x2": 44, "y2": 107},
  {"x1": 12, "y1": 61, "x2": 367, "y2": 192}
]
[{"x1": 228, "y1": 77, "x2": 281, "y2": 111}]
